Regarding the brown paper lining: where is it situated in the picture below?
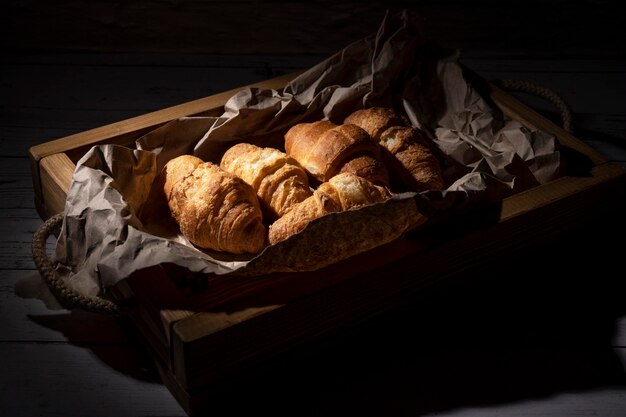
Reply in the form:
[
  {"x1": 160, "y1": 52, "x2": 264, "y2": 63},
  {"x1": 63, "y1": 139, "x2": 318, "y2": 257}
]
[{"x1": 52, "y1": 10, "x2": 561, "y2": 297}]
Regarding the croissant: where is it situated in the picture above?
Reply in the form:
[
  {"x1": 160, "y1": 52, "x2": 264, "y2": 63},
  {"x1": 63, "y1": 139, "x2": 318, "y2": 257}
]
[
  {"x1": 344, "y1": 107, "x2": 445, "y2": 192},
  {"x1": 161, "y1": 155, "x2": 266, "y2": 254},
  {"x1": 284, "y1": 120, "x2": 390, "y2": 187},
  {"x1": 220, "y1": 143, "x2": 313, "y2": 220},
  {"x1": 268, "y1": 172, "x2": 392, "y2": 245}
]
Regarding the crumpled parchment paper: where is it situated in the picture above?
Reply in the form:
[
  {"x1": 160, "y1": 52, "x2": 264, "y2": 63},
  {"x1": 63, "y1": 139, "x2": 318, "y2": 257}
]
[{"x1": 49, "y1": 10, "x2": 561, "y2": 299}]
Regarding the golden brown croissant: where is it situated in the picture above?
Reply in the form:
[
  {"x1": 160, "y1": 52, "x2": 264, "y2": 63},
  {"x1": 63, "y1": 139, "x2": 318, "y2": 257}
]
[
  {"x1": 344, "y1": 107, "x2": 445, "y2": 192},
  {"x1": 268, "y1": 172, "x2": 392, "y2": 245},
  {"x1": 220, "y1": 142, "x2": 313, "y2": 220},
  {"x1": 284, "y1": 120, "x2": 390, "y2": 187},
  {"x1": 161, "y1": 155, "x2": 266, "y2": 254}
]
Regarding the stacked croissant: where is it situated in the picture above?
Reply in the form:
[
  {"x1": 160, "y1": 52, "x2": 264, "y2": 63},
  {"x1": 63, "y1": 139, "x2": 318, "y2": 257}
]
[{"x1": 160, "y1": 107, "x2": 445, "y2": 254}]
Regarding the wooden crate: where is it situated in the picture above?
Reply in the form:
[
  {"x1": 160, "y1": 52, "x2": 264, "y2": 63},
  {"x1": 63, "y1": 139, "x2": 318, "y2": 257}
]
[{"x1": 29, "y1": 69, "x2": 626, "y2": 416}]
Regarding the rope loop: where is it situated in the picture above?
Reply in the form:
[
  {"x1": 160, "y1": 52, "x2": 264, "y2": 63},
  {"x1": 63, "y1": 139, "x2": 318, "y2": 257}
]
[
  {"x1": 31, "y1": 212, "x2": 122, "y2": 315},
  {"x1": 494, "y1": 79, "x2": 574, "y2": 133}
]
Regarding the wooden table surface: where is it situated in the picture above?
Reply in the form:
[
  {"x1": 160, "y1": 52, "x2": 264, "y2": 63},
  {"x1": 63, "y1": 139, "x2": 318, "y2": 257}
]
[{"x1": 3, "y1": 1, "x2": 626, "y2": 416}]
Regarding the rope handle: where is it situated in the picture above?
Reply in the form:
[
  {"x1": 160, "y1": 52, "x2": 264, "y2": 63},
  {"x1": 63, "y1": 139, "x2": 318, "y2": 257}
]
[
  {"x1": 493, "y1": 79, "x2": 574, "y2": 133},
  {"x1": 31, "y1": 212, "x2": 121, "y2": 315},
  {"x1": 31, "y1": 79, "x2": 573, "y2": 315}
]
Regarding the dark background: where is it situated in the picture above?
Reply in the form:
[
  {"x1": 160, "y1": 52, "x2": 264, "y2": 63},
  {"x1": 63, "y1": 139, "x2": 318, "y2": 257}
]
[
  {"x1": 5, "y1": 0, "x2": 625, "y2": 58},
  {"x1": 3, "y1": 1, "x2": 626, "y2": 416}
]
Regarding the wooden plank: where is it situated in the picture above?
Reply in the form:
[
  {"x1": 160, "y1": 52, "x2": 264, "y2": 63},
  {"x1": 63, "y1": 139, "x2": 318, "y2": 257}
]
[
  {"x1": 1, "y1": 62, "x2": 273, "y2": 112},
  {"x1": 3, "y1": 56, "x2": 623, "y2": 159},
  {"x1": 5, "y1": 1, "x2": 625, "y2": 59},
  {"x1": 0, "y1": 144, "x2": 48, "y2": 271},
  {"x1": 1, "y1": 270, "x2": 130, "y2": 343},
  {"x1": 0, "y1": 158, "x2": 38, "y2": 210},
  {"x1": 0, "y1": 157, "x2": 55, "y2": 268},
  {"x1": 6, "y1": 114, "x2": 626, "y2": 170},
  {"x1": 0, "y1": 343, "x2": 186, "y2": 417},
  {"x1": 28, "y1": 71, "x2": 301, "y2": 162},
  {"x1": 0, "y1": 216, "x2": 49, "y2": 270},
  {"x1": 1, "y1": 52, "x2": 325, "y2": 69},
  {"x1": 0, "y1": 126, "x2": 81, "y2": 158},
  {"x1": 2, "y1": 56, "x2": 623, "y2": 121},
  {"x1": 38, "y1": 153, "x2": 74, "y2": 216},
  {"x1": 499, "y1": 162, "x2": 625, "y2": 217}
]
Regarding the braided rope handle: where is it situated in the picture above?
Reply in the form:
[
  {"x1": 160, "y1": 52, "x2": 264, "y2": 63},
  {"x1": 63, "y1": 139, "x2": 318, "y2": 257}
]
[
  {"x1": 494, "y1": 79, "x2": 574, "y2": 133},
  {"x1": 31, "y1": 212, "x2": 121, "y2": 315},
  {"x1": 30, "y1": 79, "x2": 573, "y2": 315}
]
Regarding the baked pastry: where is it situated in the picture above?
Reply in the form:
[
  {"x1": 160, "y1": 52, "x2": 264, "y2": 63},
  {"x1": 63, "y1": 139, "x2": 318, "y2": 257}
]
[
  {"x1": 284, "y1": 120, "x2": 390, "y2": 186},
  {"x1": 344, "y1": 107, "x2": 410, "y2": 140},
  {"x1": 220, "y1": 143, "x2": 313, "y2": 220},
  {"x1": 344, "y1": 107, "x2": 445, "y2": 192},
  {"x1": 162, "y1": 154, "x2": 204, "y2": 217},
  {"x1": 268, "y1": 172, "x2": 392, "y2": 245},
  {"x1": 161, "y1": 155, "x2": 266, "y2": 254}
]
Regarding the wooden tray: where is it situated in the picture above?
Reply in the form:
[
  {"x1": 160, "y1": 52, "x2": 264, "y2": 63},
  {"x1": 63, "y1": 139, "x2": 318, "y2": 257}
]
[{"x1": 29, "y1": 70, "x2": 626, "y2": 416}]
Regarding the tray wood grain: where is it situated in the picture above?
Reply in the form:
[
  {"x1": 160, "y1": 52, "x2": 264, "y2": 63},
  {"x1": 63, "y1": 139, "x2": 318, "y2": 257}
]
[
  {"x1": 29, "y1": 69, "x2": 626, "y2": 416},
  {"x1": 29, "y1": 71, "x2": 301, "y2": 220}
]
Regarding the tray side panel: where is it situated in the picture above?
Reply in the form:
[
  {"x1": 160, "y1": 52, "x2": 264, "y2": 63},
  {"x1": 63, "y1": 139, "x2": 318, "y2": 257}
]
[
  {"x1": 37, "y1": 153, "x2": 75, "y2": 219},
  {"x1": 169, "y1": 162, "x2": 626, "y2": 389}
]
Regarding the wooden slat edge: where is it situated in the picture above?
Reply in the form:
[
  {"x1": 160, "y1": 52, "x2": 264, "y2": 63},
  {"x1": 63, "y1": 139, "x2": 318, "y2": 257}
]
[
  {"x1": 173, "y1": 305, "x2": 282, "y2": 343},
  {"x1": 487, "y1": 81, "x2": 609, "y2": 165},
  {"x1": 28, "y1": 71, "x2": 303, "y2": 219},
  {"x1": 37, "y1": 153, "x2": 75, "y2": 219},
  {"x1": 501, "y1": 161, "x2": 626, "y2": 220},
  {"x1": 28, "y1": 71, "x2": 302, "y2": 162}
]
